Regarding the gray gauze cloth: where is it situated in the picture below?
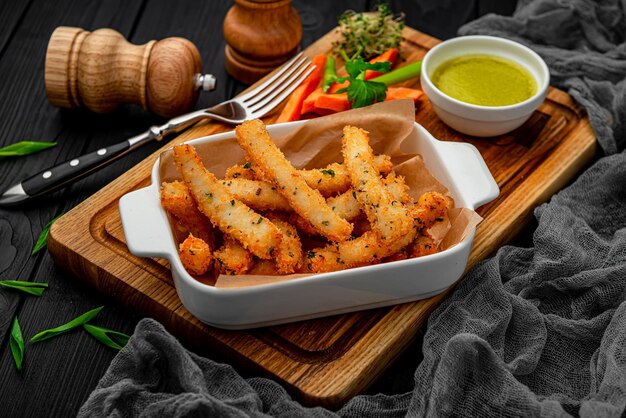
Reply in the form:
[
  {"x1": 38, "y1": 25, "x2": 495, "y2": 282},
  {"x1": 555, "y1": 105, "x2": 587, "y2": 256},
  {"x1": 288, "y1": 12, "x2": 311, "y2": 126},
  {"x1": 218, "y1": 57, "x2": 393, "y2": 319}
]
[{"x1": 79, "y1": 0, "x2": 626, "y2": 417}]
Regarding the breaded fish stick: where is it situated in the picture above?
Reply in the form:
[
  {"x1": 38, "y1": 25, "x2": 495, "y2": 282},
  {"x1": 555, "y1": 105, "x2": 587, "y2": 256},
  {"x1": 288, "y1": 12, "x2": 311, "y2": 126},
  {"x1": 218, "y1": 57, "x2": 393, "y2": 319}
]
[
  {"x1": 220, "y1": 174, "x2": 407, "y2": 222},
  {"x1": 224, "y1": 155, "x2": 393, "y2": 197},
  {"x1": 326, "y1": 191, "x2": 362, "y2": 221},
  {"x1": 411, "y1": 192, "x2": 449, "y2": 231},
  {"x1": 305, "y1": 247, "x2": 347, "y2": 273},
  {"x1": 222, "y1": 178, "x2": 291, "y2": 212},
  {"x1": 383, "y1": 173, "x2": 412, "y2": 205},
  {"x1": 342, "y1": 126, "x2": 413, "y2": 242},
  {"x1": 160, "y1": 181, "x2": 214, "y2": 244},
  {"x1": 299, "y1": 155, "x2": 393, "y2": 196},
  {"x1": 407, "y1": 233, "x2": 439, "y2": 258},
  {"x1": 235, "y1": 120, "x2": 352, "y2": 242},
  {"x1": 173, "y1": 144, "x2": 282, "y2": 259},
  {"x1": 214, "y1": 236, "x2": 254, "y2": 275},
  {"x1": 178, "y1": 234, "x2": 213, "y2": 276},
  {"x1": 338, "y1": 229, "x2": 416, "y2": 266},
  {"x1": 306, "y1": 229, "x2": 417, "y2": 272},
  {"x1": 326, "y1": 173, "x2": 411, "y2": 221},
  {"x1": 307, "y1": 189, "x2": 448, "y2": 272},
  {"x1": 224, "y1": 162, "x2": 257, "y2": 180},
  {"x1": 266, "y1": 214, "x2": 303, "y2": 274}
]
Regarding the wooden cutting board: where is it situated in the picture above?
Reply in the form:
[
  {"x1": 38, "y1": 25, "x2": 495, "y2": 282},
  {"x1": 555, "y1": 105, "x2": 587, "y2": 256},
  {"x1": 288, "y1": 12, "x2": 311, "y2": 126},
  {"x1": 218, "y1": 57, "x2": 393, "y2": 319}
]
[{"x1": 48, "y1": 27, "x2": 596, "y2": 407}]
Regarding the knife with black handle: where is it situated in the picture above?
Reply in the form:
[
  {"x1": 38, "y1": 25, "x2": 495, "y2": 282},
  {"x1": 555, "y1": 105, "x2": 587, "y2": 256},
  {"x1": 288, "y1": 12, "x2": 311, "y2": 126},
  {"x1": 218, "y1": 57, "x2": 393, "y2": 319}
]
[{"x1": 0, "y1": 109, "x2": 209, "y2": 206}]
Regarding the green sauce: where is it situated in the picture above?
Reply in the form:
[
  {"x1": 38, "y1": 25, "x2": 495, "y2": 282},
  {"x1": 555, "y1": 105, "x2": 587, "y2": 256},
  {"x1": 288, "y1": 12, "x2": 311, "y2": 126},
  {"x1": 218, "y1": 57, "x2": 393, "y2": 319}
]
[{"x1": 431, "y1": 55, "x2": 536, "y2": 106}]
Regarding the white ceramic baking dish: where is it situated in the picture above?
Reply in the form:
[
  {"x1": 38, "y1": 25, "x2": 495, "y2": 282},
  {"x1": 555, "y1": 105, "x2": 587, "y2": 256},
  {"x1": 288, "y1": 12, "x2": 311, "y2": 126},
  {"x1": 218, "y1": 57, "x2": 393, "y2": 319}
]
[{"x1": 119, "y1": 121, "x2": 499, "y2": 329}]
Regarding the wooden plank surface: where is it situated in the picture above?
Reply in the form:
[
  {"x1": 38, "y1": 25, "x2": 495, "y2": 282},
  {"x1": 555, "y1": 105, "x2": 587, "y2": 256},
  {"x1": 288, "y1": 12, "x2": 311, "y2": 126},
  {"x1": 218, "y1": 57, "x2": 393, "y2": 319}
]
[
  {"x1": 0, "y1": 0, "x2": 248, "y2": 415},
  {"x1": 47, "y1": 26, "x2": 596, "y2": 407},
  {"x1": 0, "y1": 1, "x2": 550, "y2": 415},
  {"x1": 0, "y1": 1, "x2": 150, "y2": 415}
]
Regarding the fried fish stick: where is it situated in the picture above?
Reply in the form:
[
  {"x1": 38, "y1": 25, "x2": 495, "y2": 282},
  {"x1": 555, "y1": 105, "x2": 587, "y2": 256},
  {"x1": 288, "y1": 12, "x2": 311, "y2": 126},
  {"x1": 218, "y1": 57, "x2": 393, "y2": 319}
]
[
  {"x1": 235, "y1": 120, "x2": 352, "y2": 242},
  {"x1": 338, "y1": 229, "x2": 417, "y2": 265},
  {"x1": 326, "y1": 174, "x2": 410, "y2": 221},
  {"x1": 325, "y1": 192, "x2": 448, "y2": 268},
  {"x1": 384, "y1": 173, "x2": 412, "y2": 205},
  {"x1": 178, "y1": 234, "x2": 213, "y2": 276},
  {"x1": 221, "y1": 178, "x2": 291, "y2": 211},
  {"x1": 326, "y1": 191, "x2": 362, "y2": 221},
  {"x1": 299, "y1": 154, "x2": 393, "y2": 196},
  {"x1": 173, "y1": 144, "x2": 282, "y2": 259},
  {"x1": 307, "y1": 228, "x2": 418, "y2": 272},
  {"x1": 160, "y1": 181, "x2": 214, "y2": 244},
  {"x1": 266, "y1": 215, "x2": 303, "y2": 274},
  {"x1": 224, "y1": 162, "x2": 258, "y2": 180},
  {"x1": 214, "y1": 236, "x2": 254, "y2": 275},
  {"x1": 226, "y1": 155, "x2": 392, "y2": 197},
  {"x1": 407, "y1": 233, "x2": 439, "y2": 258},
  {"x1": 305, "y1": 247, "x2": 347, "y2": 273},
  {"x1": 342, "y1": 126, "x2": 413, "y2": 242},
  {"x1": 411, "y1": 191, "x2": 450, "y2": 231}
]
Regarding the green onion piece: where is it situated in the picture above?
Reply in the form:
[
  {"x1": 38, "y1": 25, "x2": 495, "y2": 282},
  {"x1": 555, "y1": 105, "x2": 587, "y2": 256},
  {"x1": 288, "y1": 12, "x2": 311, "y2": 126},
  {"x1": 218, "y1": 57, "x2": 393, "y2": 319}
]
[
  {"x1": 30, "y1": 306, "x2": 104, "y2": 343},
  {"x1": 31, "y1": 213, "x2": 64, "y2": 256},
  {"x1": 0, "y1": 280, "x2": 48, "y2": 296},
  {"x1": 371, "y1": 61, "x2": 422, "y2": 86},
  {"x1": 0, "y1": 141, "x2": 56, "y2": 157},
  {"x1": 83, "y1": 323, "x2": 130, "y2": 350},
  {"x1": 10, "y1": 317, "x2": 25, "y2": 371},
  {"x1": 322, "y1": 55, "x2": 337, "y2": 93}
]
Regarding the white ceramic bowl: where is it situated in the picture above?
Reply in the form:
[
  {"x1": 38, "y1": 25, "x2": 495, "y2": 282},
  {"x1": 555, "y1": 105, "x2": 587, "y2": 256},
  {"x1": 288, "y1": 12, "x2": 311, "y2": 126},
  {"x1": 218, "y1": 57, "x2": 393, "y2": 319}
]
[
  {"x1": 119, "y1": 121, "x2": 499, "y2": 329},
  {"x1": 421, "y1": 35, "x2": 550, "y2": 137}
]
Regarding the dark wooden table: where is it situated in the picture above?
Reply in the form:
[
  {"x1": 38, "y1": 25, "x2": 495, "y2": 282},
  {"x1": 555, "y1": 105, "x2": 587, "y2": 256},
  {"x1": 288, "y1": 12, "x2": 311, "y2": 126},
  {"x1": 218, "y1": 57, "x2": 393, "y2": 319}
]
[{"x1": 0, "y1": 1, "x2": 516, "y2": 415}]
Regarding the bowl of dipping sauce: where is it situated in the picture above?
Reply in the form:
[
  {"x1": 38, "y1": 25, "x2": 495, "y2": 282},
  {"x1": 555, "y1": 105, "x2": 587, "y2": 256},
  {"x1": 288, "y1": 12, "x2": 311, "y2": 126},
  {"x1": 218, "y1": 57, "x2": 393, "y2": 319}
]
[{"x1": 421, "y1": 35, "x2": 550, "y2": 137}]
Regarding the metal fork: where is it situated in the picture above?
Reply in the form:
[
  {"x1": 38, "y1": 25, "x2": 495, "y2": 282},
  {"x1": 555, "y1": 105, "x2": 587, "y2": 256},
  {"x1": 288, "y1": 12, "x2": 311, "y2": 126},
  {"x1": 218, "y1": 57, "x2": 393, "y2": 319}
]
[{"x1": 0, "y1": 53, "x2": 313, "y2": 206}]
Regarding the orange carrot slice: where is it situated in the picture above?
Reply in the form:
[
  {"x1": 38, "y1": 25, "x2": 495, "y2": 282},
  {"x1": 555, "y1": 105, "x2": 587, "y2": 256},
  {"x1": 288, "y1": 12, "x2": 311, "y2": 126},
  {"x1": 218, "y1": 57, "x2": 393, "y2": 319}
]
[
  {"x1": 311, "y1": 87, "x2": 422, "y2": 114},
  {"x1": 385, "y1": 87, "x2": 423, "y2": 102},
  {"x1": 328, "y1": 80, "x2": 349, "y2": 93},
  {"x1": 276, "y1": 54, "x2": 327, "y2": 123},
  {"x1": 365, "y1": 48, "x2": 399, "y2": 80},
  {"x1": 314, "y1": 92, "x2": 350, "y2": 113},
  {"x1": 301, "y1": 88, "x2": 324, "y2": 115}
]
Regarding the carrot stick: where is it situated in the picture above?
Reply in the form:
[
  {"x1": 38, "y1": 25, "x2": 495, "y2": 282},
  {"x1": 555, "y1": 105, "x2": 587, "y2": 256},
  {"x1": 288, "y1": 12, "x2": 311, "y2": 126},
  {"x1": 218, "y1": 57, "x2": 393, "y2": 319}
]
[
  {"x1": 385, "y1": 87, "x2": 423, "y2": 102},
  {"x1": 365, "y1": 48, "x2": 399, "y2": 80},
  {"x1": 309, "y1": 87, "x2": 422, "y2": 115},
  {"x1": 314, "y1": 92, "x2": 350, "y2": 113},
  {"x1": 276, "y1": 54, "x2": 327, "y2": 123},
  {"x1": 328, "y1": 80, "x2": 349, "y2": 93},
  {"x1": 301, "y1": 88, "x2": 323, "y2": 115}
]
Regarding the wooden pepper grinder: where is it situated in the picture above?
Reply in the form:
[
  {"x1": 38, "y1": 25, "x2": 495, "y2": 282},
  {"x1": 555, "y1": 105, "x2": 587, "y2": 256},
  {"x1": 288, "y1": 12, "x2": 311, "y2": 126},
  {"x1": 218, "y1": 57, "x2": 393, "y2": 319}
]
[
  {"x1": 223, "y1": 0, "x2": 302, "y2": 85},
  {"x1": 44, "y1": 26, "x2": 216, "y2": 118}
]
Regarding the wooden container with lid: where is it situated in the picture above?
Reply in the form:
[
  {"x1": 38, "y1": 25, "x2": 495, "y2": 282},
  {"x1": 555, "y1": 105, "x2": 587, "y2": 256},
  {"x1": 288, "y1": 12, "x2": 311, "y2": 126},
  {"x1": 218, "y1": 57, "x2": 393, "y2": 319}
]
[{"x1": 223, "y1": 0, "x2": 302, "y2": 84}]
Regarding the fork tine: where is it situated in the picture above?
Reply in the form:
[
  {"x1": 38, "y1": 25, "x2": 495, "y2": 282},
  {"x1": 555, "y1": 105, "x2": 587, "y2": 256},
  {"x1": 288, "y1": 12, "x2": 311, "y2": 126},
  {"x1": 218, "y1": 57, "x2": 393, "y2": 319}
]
[
  {"x1": 243, "y1": 55, "x2": 310, "y2": 107},
  {"x1": 248, "y1": 65, "x2": 315, "y2": 119},
  {"x1": 246, "y1": 59, "x2": 311, "y2": 111},
  {"x1": 236, "y1": 52, "x2": 306, "y2": 102}
]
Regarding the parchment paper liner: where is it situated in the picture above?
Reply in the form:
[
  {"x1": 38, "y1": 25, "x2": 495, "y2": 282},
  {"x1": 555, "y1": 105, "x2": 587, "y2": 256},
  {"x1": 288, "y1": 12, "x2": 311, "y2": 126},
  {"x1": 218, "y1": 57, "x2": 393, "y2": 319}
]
[{"x1": 159, "y1": 100, "x2": 483, "y2": 288}]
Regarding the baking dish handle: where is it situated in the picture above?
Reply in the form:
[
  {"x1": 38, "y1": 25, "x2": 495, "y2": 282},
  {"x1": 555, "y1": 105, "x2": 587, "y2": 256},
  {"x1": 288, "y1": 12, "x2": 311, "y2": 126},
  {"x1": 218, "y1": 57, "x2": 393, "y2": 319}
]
[
  {"x1": 119, "y1": 186, "x2": 177, "y2": 259},
  {"x1": 434, "y1": 141, "x2": 500, "y2": 210}
]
